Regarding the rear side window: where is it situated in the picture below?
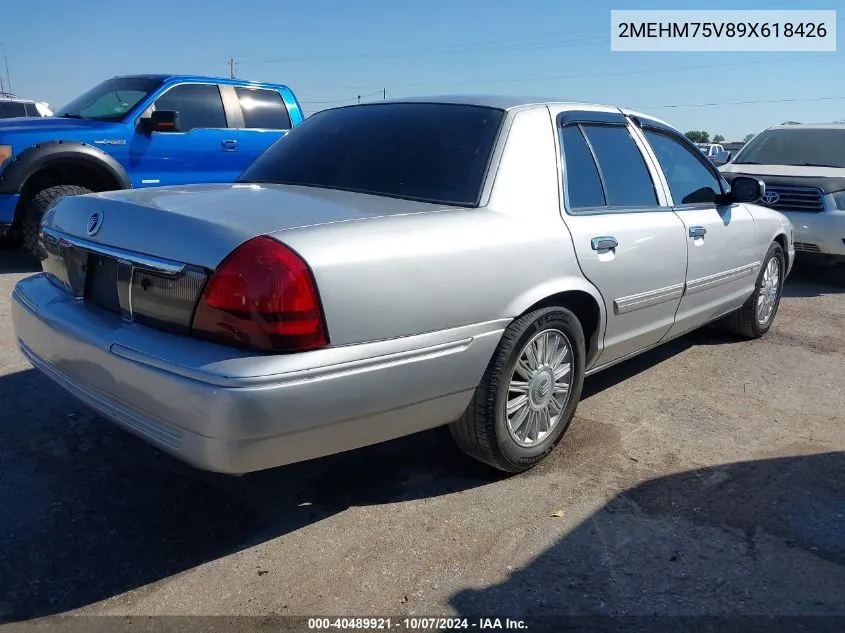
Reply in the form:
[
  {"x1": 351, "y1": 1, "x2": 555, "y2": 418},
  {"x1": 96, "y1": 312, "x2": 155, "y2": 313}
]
[
  {"x1": 559, "y1": 122, "x2": 657, "y2": 210},
  {"x1": 239, "y1": 103, "x2": 504, "y2": 207},
  {"x1": 235, "y1": 87, "x2": 292, "y2": 130},
  {"x1": 560, "y1": 125, "x2": 605, "y2": 208},
  {"x1": 0, "y1": 101, "x2": 27, "y2": 118},
  {"x1": 580, "y1": 124, "x2": 657, "y2": 207}
]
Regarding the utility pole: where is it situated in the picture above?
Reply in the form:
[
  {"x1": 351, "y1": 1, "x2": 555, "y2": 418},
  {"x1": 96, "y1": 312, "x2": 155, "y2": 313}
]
[
  {"x1": 383, "y1": 88, "x2": 386, "y2": 100},
  {"x1": 357, "y1": 95, "x2": 361, "y2": 104},
  {"x1": 228, "y1": 57, "x2": 237, "y2": 80},
  {"x1": 1, "y1": 43, "x2": 10, "y2": 94}
]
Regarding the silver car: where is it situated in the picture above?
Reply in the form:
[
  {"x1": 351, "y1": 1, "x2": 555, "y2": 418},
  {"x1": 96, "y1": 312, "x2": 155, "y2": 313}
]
[{"x1": 11, "y1": 96, "x2": 794, "y2": 474}]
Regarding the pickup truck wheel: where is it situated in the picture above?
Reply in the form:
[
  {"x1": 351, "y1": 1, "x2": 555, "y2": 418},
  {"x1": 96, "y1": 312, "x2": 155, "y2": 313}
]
[
  {"x1": 450, "y1": 307, "x2": 585, "y2": 473},
  {"x1": 724, "y1": 241, "x2": 785, "y2": 339},
  {"x1": 23, "y1": 185, "x2": 92, "y2": 256}
]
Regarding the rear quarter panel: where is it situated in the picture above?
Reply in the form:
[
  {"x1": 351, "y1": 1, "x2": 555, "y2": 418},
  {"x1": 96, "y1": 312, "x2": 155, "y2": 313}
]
[{"x1": 276, "y1": 106, "x2": 605, "y2": 347}]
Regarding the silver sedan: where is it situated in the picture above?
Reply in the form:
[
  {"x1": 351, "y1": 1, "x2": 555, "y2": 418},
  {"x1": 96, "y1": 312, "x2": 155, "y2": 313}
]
[{"x1": 12, "y1": 96, "x2": 794, "y2": 474}]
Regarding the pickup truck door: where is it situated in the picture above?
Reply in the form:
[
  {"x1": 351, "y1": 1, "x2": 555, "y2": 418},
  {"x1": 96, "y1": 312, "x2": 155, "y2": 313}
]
[
  {"x1": 555, "y1": 111, "x2": 688, "y2": 368},
  {"x1": 635, "y1": 125, "x2": 758, "y2": 338},
  {"x1": 227, "y1": 86, "x2": 293, "y2": 174},
  {"x1": 128, "y1": 83, "x2": 242, "y2": 187}
]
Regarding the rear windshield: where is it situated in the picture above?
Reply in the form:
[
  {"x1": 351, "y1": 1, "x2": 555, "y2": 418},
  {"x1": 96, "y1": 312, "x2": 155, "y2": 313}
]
[
  {"x1": 734, "y1": 128, "x2": 845, "y2": 168},
  {"x1": 238, "y1": 103, "x2": 505, "y2": 207}
]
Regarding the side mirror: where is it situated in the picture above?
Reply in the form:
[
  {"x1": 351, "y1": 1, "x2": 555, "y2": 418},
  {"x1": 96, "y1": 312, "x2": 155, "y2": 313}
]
[
  {"x1": 141, "y1": 110, "x2": 180, "y2": 134},
  {"x1": 727, "y1": 176, "x2": 765, "y2": 204},
  {"x1": 713, "y1": 150, "x2": 732, "y2": 165}
]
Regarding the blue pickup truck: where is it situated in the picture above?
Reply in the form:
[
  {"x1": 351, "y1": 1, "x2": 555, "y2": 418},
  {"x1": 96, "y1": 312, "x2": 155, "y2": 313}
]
[{"x1": 0, "y1": 74, "x2": 304, "y2": 254}]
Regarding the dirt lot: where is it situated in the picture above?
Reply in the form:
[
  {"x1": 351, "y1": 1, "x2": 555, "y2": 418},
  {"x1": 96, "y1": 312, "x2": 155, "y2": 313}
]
[{"x1": 1, "y1": 251, "x2": 843, "y2": 625}]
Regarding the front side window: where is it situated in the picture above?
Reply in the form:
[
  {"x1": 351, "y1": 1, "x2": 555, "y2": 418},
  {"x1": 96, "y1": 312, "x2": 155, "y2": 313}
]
[
  {"x1": 239, "y1": 103, "x2": 503, "y2": 207},
  {"x1": 152, "y1": 84, "x2": 227, "y2": 132},
  {"x1": 644, "y1": 130, "x2": 722, "y2": 205},
  {"x1": 57, "y1": 77, "x2": 162, "y2": 122},
  {"x1": 24, "y1": 102, "x2": 41, "y2": 117},
  {"x1": 235, "y1": 87, "x2": 292, "y2": 130},
  {"x1": 733, "y1": 127, "x2": 845, "y2": 168}
]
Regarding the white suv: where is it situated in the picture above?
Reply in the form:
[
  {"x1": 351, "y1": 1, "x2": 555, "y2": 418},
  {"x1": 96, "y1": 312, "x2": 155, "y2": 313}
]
[
  {"x1": 720, "y1": 123, "x2": 845, "y2": 264},
  {"x1": 0, "y1": 94, "x2": 52, "y2": 119}
]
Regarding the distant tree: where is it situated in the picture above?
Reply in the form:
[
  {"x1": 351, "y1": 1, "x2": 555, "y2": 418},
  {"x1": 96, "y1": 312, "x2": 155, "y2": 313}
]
[
  {"x1": 781, "y1": 121, "x2": 801, "y2": 125},
  {"x1": 743, "y1": 133, "x2": 755, "y2": 142},
  {"x1": 712, "y1": 134, "x2": 725, "y2": 143},
  {"x1": 685, "y1": 130, "x2": 710, "y2": 143},
  {"x1": 833, "y1": 119, "x2": 845, "y2": 124}
]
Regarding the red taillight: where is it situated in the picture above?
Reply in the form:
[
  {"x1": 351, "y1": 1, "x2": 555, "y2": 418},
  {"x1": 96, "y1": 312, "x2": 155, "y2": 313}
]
[{"x1": 191, "y1": 236, "x2": 328, "y2": 352}]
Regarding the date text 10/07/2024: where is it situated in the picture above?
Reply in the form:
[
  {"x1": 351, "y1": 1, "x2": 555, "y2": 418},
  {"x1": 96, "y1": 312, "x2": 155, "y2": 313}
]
[{"x1": 308, "y1": 618, "x2": 528, "y2": 630}]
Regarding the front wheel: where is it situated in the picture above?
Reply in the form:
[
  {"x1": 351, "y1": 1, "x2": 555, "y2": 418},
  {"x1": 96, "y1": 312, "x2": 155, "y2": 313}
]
[
  {"x1": 724, "y1": 241, "x2": 785, "y2": 338},
  {"x1": 450, "y1": 307, "x2": 586, "y2": 473}
]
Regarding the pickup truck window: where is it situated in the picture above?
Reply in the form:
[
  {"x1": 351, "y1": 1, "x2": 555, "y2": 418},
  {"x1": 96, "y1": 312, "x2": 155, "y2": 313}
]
[
  {"x1": 24, "y1": 102, "x2": 40, "y2": 117},
  {"x1": 239, "y1": 102, "x2": 504, "y2": 207},
  {"x1": 0, "y1": 101, "x2": 27, "y2": 118},
  {"x1": 153, "y1": 84, "x2": 227, "y2": 132},
  {"x1": 560, "y1": 125, "x2": 606, "y2": 208},
  {"x1": 57, "y1": 76, "x2": 162, "y2": 121},
  {"x1": 644, "y1": 130, "x2": 721, "y2": 205},
  {"x1": 235, "y1": 87, "x2": 292, "y2": 130},
  {"x1": 578, "y1": 124, "x2": 658, "y2": 208}
]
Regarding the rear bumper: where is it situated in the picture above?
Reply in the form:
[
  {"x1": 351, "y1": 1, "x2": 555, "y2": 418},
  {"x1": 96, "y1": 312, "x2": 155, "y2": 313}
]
[
  {"x1": 12, "y1": 274, "x2": 504, "y2": 474},
  {"x1": 783, "y1": 209, "x2": 845, "y2": 258},
  {"x1": 0, "y1": 193, "x2": 20, "y2": 228}
]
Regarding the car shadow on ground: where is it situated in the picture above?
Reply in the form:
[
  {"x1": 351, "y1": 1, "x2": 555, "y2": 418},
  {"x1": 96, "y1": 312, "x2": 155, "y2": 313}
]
[
  {"x1": 450, "y1": 451, "x2": 845, "y2": 627},
  {"x1": 0, "y1": 325, "x2": 728, "y2": 622},
  {"x1": 0, "y1": 280, "x2": 838, "y2": 623},
  {"x1": 783, "y1": 261, "x2": 844, "y2": 297},
  {"x1": 0, "y1": 248, "x2": 41, "y2": 274}
]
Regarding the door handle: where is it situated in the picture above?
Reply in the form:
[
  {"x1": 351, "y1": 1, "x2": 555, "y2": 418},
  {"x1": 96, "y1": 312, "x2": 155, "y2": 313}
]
[
  {"x1": 221, "y1": 139, "x2": 238, "y2": 151},
  {"x1": 591, "y1": 236, "x2": 618, "y2": 251},
  {"x1": 689, "y1": 226, "x2": 707, "y2": 239}
]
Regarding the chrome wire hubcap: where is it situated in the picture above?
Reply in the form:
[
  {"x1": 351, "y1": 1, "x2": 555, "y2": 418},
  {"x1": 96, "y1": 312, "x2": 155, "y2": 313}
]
[
  {"x1": 505, "y1": 329, "x2": 573, "y2": 448},
  {"x1": 756, "y1": 257, "x2": 780, "y2": 325}
]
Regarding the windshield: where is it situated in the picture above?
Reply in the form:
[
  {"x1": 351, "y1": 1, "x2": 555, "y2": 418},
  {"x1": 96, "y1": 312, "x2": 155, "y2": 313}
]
[
  {"x1": 57, "y1": 77, "x2": 163, "y2": 122},
  {"x1": 239, "y1": 103, "x2": 504, "y2": 207},
  {"x1": 733, "y1": 128, "x2": 845, "y2": 168}
]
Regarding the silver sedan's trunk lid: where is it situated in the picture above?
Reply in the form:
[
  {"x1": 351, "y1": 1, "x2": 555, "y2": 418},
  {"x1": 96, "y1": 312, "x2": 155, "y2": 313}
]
[{"x1": 45, "y1": 183, "x2": 445, "y2": 269}]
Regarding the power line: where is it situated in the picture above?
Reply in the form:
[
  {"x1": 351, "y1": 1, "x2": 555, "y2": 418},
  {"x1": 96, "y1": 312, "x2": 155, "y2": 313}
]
[
  {"x1": 298, "y1": 52, "x2": 832, "y2": 103},
  {"x1": 236, "y1": 0, "x2": 802, "y2": 68},
  {"x1": 638, "y1": 94, "x2": 845, "y2": 110}
]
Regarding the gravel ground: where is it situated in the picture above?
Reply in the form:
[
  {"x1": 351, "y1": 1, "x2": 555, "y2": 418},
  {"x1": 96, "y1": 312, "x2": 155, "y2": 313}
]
[{"x1": 1, "y1": 251, "x2": 843, "y2": 626}]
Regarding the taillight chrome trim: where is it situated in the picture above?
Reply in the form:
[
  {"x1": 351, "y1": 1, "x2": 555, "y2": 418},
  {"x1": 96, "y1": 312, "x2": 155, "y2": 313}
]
[{"x1": 41, "y1": 227, "x2": 186, "y2": 276}]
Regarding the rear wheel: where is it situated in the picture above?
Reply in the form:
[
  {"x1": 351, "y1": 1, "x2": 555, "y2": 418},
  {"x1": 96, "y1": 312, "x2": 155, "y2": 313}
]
[
  {"x1": 450, "y1": 307, "x2": 585, "y2": 473},
  {"x1": 23, "y1": 185, "x2": 92, "y2": 256},
  {"x1": 724, "y1": 241, "x2": 785, "y2": 338}
]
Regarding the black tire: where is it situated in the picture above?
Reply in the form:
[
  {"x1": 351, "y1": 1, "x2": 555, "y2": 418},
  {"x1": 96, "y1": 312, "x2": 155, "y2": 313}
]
[
  {"x1": 23, "y1": 185, "x2": 92, "y2": 256},
  {"x1": 724, "y1": 241, "x2": 785, "y2": 339},
  {"x1": 450, "y1": 307, "x2": 586, "y2": 473}
]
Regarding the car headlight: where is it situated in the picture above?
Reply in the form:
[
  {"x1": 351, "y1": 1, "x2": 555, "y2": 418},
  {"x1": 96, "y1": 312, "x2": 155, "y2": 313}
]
[
  {"x1": 0, "y1": 145, "x2": 12, "y2": 167},
  {"x1": 831, "y1": 190, "x2": 845, "y2": 210}
]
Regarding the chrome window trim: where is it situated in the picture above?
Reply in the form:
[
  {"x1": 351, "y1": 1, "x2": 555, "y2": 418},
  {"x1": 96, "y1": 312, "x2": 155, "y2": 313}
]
[{"x1": 41, "y1": 227, "x2": 186, "y2": 276}]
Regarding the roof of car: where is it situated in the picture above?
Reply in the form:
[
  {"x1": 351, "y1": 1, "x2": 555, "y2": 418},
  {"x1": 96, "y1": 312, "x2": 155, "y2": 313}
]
[
  {"x1": 767, "y1": 122, "x2": 845, "y2": 131},
  {"x1": 117, "y1": 74, "x2": 290, "y2": 88},
  {"x1": 358, "y1": 94, "x2": 674, "y2": 127}
]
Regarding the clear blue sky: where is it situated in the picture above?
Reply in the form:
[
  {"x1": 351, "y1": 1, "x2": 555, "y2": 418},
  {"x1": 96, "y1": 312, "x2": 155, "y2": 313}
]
[{"x1": 3, "y1": 0, "x2": 843, "y2": 140}]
